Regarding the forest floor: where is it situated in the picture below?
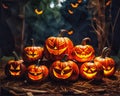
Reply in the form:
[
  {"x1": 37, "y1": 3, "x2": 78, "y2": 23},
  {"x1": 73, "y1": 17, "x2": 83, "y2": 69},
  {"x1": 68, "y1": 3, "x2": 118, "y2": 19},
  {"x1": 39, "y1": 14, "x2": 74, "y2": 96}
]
[{"x1": 0, "y1": 56, "x2": 120, "y2": 96}]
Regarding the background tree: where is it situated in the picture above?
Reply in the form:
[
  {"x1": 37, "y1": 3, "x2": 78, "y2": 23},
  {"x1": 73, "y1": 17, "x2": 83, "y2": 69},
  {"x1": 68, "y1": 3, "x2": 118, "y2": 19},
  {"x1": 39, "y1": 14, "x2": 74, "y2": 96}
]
[{"x1": 25, "y1": 0, "x2": 71, "y2": 46}]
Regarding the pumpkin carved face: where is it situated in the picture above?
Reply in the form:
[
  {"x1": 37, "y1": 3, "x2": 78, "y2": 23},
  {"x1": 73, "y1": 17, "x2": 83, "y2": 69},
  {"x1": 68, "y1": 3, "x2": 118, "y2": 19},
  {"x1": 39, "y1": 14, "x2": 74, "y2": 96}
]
[
  {"x1": 5, "y1": 60, "x2": 26, "y2": 78},
  {"x1": 94, "y1": 47, "x2": 115, "y2": 77},
  {"x1": 23, "y1": 39, "x2": 44, "y2": 62},
  {"x1": 50, "y1": 59, "x2": 79, "y2": 81},
  {"x1": 80, "y1": 61, "x2": 103, "y2": 80},
  {"x1": 27, "y1": 64, "x2": 49, "y2": 82},
  {"x1": 23, "y1": 47, "x2": 43, "y2": 62},
  {"x1": 44, "y1": 35, "x2": 74, "y2": 60},
  {"x1": 72, "y1": 37, "x2": 95, "y2": 62}
]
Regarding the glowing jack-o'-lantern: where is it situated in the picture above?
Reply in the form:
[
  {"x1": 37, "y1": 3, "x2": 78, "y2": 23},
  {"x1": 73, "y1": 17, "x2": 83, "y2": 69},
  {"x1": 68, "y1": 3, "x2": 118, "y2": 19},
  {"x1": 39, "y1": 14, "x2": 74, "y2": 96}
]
[
  {"x1": 80, "y1": 61, "x2": 103, "y2": 80},
  {"x1": 26, "y1": 59, "x2": 49, "y2": 82},
  {"x1": 23, "y1": 39, "x2": 44, "y2": 62},
  {"x1": 50, "y1": 55, "x2": 79, "y2": 81},
  {"x1": 5, "y1": 51, "x2": 26, "y2": 79},
  {"x1": 72, "y1": 37, "x2": 95, "y2": 62},
  {"x1": 94, "y1": 47, "x2": 116, "y2": 77},
  {"x1": 44, "y1": 29, "x2": 74, "y2": 61}
]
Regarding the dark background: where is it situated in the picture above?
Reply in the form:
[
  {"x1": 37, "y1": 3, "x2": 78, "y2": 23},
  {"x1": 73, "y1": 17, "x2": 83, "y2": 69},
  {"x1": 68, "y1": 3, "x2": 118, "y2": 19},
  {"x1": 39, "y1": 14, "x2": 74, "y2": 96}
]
[{"x1": 0, "y1": 0, "x2": 120, "y2": 57}]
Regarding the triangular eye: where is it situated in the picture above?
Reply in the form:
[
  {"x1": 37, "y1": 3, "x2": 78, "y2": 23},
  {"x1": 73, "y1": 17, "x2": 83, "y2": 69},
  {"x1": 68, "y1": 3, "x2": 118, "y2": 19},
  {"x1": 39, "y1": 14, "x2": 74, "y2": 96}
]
[
  {"x1": 83, "y1": 66, "x2": 88, "y2": 71},
  {"x1": 16, "y1": 65, "x2": 20, "y2": 70},
  {"x1": 54, "y1": 66, "x2": 61, "y2": 70},
  {"x1": 10, "y1": 65, "x2": 15, "y2": 70},
  {"x1": 63, "y1": 66, "x2": 71, "y2": 71},
  {"x1": 90, "y1": 67, "x2": 96, "y2": 71}
]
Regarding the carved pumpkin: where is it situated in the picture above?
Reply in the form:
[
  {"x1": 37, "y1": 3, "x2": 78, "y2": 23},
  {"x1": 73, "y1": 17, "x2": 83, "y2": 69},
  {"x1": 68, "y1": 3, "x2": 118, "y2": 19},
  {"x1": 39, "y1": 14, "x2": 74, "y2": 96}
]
[
  {"x1": 44, "y1": 29, "x2": 74, "y2": 61},
  {"x1": 23, "y1": 39, "x2": 44, "y2": 62},
  {"x1": 5, "y1": 51, "x2": 26, "y2": 79},
  {"x1": 26, "y1": 59, "x2": 49, "y2": 82},
  {"x1": 50, "y1": 55, "x2": 79, "y2": 81},
  {"x1": 80, "y1": 61, "x2": 103, "y2": 80},
  {"x1": 72, "y1": 37, "x2": 95, "y2": 62},
  {"x1": 94, "y1": 47, "x2": 116, "y2": 77}
]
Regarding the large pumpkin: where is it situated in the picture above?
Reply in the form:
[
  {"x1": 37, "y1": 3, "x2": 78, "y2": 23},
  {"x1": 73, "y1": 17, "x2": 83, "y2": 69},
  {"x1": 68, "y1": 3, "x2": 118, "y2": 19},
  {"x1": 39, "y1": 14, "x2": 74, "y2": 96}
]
[
  {"x1": 94, "y1": 47, "x2": 116, "y2": 77},
  {"x1": 5, "y1": 51, "x2": 26, "y2": 79},
  {"x1": 50, "y1": 55, "x2": 79, "y2": 81},
  {"x1": 22, "y1": 39, "x2": 44, "y2": 62},
  {"x1": 80, "y1": 61, "x2": 103, "y2": 80},
  {"x1": 72, "y1": 37, "x2": 95, "y2": 62},
  {"x1": 26, "y1": 59, "x2": 49, "y2": 83},
  {"x1": 44, "y1": 30, "x2": 74, "y2": 61}
]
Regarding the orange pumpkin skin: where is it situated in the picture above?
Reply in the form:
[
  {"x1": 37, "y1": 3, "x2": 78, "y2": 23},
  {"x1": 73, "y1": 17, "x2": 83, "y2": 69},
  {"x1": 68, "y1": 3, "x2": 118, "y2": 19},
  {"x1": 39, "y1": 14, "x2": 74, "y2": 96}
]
[
  {"x1": 5, "y1": 60, "x2": 26, "y2": 79},
  {"x1": 26, "y1": 64, "x2": 49, "y2": 82},
  {"x1": 23, "y1": 47, "x2": 44, "y2": 62},
  {"x1": 44, "y1": 36, "x2": 74, "y2": 61},
  {"x1": 50, "y1": 60, "x2": 79, "y2": 81},
  {"x1": 80, "y1": 61, "x2": 103, "y2": 80},
  {"x1": 72, "y1": 37, "x2": 95, "y2": 62},
  {"x1": 94, "y1": 57, "x2": 115, "y2": 77},
  {"x1": 94, "y1": 47, "x2": 116, "y2": 77}
]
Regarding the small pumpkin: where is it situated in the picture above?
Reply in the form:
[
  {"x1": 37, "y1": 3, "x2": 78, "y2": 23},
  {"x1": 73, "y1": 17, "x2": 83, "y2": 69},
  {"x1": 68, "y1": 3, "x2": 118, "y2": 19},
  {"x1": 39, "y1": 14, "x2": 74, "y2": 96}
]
[
  {"x1": 5, "y1": 51, "x2": 26, "y2": 79},
  {"x1": 50, "y1": 55, "x2": 79, "y2": 81},
  {"x1": 94, "y1": 47, "x2": 116, "y2": 77},
  {"x1": 22, "y1": 39, "x2": 44, "y2": 62},
  {"x1": 44, "y1": 29, "x2": 74, "y2": 61},
  {"x1": 72, "y1": 37, "x2": 95, "y2": 62},
  {"x1": 80, "y1": 61, "x2": 103, "y2": 80},
  {"x1": 26, "y1": 59, "x2": 49, "y2": 82}
]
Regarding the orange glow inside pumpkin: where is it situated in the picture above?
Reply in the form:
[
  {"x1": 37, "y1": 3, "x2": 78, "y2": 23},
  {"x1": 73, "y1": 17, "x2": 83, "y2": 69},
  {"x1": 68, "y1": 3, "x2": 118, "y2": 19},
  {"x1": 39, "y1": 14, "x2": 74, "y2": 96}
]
[
  {"x1": 53, "y1": 65, "x2": 73, "y2": 79},
  {"x1": 28, "y1": 65, "x2": 43, "y2": 81},
  {"x1": 24, "y1": 47, "x2": 43, "y2": 61},
  {"x1": 102, "y1": 58, "x2": 115, "y2": 77},
  {"x1": 82, "y1": 63, "x2": 97, "y2": 79},
  {"x1": 46, "y1": 37, "x2": 69, "y2": 55},
  {"x1": 73, "y1": 45, "x2": 95, "y2": 62},
  {"x1": 9, "y1": 64, "x2": 21, "y2": 76}
]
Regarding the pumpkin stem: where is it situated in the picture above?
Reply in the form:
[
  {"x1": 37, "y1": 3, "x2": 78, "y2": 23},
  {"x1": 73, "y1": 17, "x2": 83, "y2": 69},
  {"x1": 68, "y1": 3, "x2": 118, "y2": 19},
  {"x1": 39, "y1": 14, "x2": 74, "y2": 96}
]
[
  {"x1": 12, "y1": 51, "x2": 19, "y2": 60},
  {"x1": 58, "y1": 29, "x2": 68, "y2": 37},
  {"x1": 61, "y1": 54, "x2": 68, "y2": 62},
  {"x1": 31, "y1": 38, "x2": 35, "y2": 46},
  {"x1": 101, "y1": 47, "x2": 109, "y2": 58},
  {"x1": 105, "y1": 48, "x2": 111, "y2": 57},
  {"x1": 81, "y1": 37, "x2": 91, "y2": 45}
]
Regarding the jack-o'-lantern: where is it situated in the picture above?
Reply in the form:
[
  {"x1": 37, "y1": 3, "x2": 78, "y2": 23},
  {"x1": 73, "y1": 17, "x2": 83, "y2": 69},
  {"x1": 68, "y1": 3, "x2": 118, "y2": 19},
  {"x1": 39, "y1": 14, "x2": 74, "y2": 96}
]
[
  {"x1": 72, "y1": 37, "x2": 95, "y2": 62},
  {"x1": 80, "y1": 61, "x2": 103, "y2": 80},
  {"x1": 44, "y1": 29, "x2": 74, "y2": 61},
  {"x1": 26, "y1": 59, "x2": 49, "y2": 82},
  {"x1": 5, "y1": 51, "x2": 26, "y2": 79},
  {"x1": 94, "y1": 47, "x2": 116, "y2": 77},
  {"x1": 50, "y1": 55, "x2": 79, "y2": 81},
  {"x1": 22, "y1": 39, "x2": 44, "y2": 62}
]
